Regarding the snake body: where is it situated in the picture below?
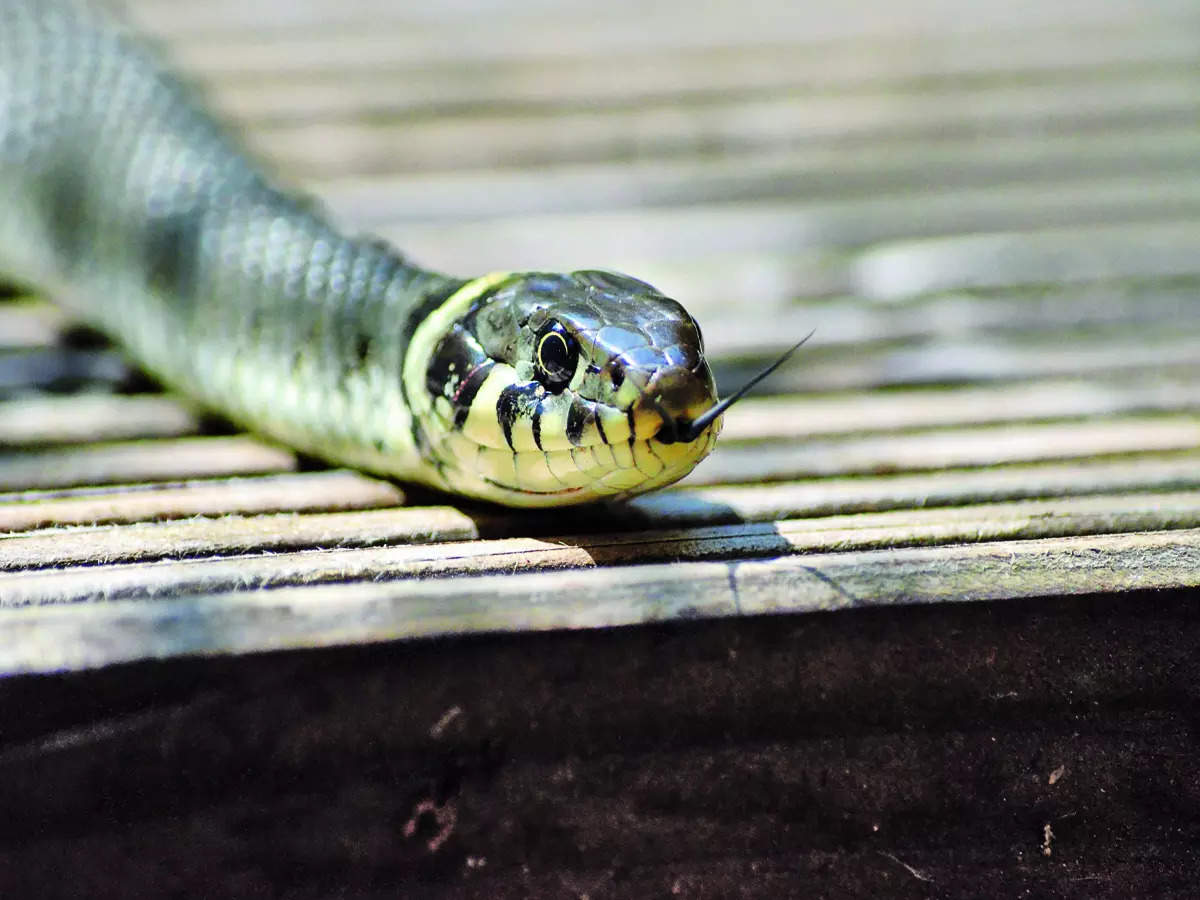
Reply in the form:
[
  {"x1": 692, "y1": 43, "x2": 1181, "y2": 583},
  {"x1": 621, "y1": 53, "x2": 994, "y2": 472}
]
[{"x1": 0, "y1": 0, "x2": 721, "y2": 507}]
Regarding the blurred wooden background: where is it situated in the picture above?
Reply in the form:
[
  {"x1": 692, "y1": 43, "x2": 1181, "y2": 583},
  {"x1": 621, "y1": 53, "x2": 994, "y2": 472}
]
[{"x1": 2, "y1": 0, "x2": 1200, "y2": 896}]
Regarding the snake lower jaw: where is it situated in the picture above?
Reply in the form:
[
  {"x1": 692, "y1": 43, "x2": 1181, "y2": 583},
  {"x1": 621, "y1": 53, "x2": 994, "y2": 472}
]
[{"x1": 418, "y1": 419, "x2": 719, "y2": 508}]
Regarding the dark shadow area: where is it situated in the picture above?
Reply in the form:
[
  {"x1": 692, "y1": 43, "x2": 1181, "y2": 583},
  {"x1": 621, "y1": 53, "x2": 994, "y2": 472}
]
[
  {"x1": 1, "y1": 588, "x2": 1197, "y2": 897},
  {"x1": 0, "y1": 347, "x2": 130, "y2": 397}
]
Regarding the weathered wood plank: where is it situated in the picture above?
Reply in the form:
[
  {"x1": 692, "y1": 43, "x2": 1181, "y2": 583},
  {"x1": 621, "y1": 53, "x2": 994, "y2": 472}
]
[
  {"x1": 200, "y1": 27, "x2": 1200, "y2": 122},
  {"x1": 735, "y1": 331, "x2": 1200, "y2": 393},
  {"x1": 631, "y1": 452, "x2": 1200, "y2": 523},
  {"x1": 144, "y1": 3, "x2": 1198, "y2": 67},
  {"x1": 2, "y1": 528, "x2": 1196, "y2": 674},
  {"x1": 0, "y1": 470, "x2": 402, "y2": 532},
  {"x1": 0, "y1": 394, "x2": 198, "y2": 448},
  {"x1": 379, "y1": 193, "x2": 1200, "y2": 278},
  {"x1": 855, "y1": 221, "x2": 1200, "y2": 299},
  {"x1": 697, "y1": 284, "x2": 1200, "y2": 354},
  {"x1": 687, "y1": 414, "x2": 1200, "y2": 484},
  {"x1": 0, "y1": 301, "x2": 68, "y2": 350},
  {"x1": 0, "y1": 507, "x2": 478, "y2": 571},
  {"x1": 318, "y1": 126, "x2": 1200, "y2": 225},
  {"x1": 0, "y1": 437, "x2": 296, "y2": 492},
  {"x1": 5, "y1": 491, "x2": 1198, "y2": 605},
  {"x1": 247, "y1": 75, "x2": 1200, "y2": 176},
  {"x1": 722, "y1": 374, "x2": 1200, "y2": 440}
]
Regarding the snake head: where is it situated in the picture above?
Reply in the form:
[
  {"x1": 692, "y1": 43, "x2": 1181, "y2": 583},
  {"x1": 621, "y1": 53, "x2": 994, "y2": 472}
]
[{"x1": 406, "y1": 269, "x2": 722, "y2": 507}]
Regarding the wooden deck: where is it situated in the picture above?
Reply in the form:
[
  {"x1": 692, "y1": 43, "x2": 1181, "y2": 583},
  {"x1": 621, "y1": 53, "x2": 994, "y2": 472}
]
[{"x1": 2, "y1": 0, "x2": 1200, "y2": 895}]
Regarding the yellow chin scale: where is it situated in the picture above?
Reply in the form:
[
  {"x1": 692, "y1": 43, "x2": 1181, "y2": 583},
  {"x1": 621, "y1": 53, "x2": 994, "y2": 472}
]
[{"x1": 427, "y1": 414, "x2": 721, "y2": 507}]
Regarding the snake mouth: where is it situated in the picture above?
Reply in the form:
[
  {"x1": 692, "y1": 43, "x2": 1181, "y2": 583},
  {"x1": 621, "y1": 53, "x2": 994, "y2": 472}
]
[
  {"x1": 482, "y1": 477, "x2": 586, "y2": 497},
  {"x1": 652, "y1": 413, "x2": 704, "y2": 446}
]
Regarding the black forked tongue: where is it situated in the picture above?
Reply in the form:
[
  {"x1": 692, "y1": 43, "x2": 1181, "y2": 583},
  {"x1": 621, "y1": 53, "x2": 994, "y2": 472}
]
[{"x1": 666, "y1": 330, "x2": 815, "y2": 444}]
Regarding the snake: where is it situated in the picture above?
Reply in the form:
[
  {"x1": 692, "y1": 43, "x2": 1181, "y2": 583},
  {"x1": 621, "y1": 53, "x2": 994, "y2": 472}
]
[{"x1": 0, "y1": 0, "x2": 798, "y2": 507}]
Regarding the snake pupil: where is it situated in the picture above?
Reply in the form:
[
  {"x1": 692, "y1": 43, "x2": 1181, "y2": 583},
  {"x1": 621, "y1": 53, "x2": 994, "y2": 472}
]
[{"x1": 535, "y1": 320, "x2": 578, "y2": 392}]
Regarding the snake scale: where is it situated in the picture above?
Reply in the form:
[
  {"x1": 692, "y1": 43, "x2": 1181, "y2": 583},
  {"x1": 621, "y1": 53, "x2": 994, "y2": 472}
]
[{"x1": 0, "y1": 0, "x2": 785, "y2": 507}]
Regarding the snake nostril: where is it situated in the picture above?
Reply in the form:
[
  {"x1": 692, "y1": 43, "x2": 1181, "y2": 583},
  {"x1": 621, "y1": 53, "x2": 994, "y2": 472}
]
[{"x1": 645, "y1": 366, "x2": 714, "y2": 423}]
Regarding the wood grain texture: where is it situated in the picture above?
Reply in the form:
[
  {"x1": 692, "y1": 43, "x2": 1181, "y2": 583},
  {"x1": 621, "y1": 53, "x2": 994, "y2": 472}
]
[
  {"x1": 0, "y1": 470, "x2": 402, "y2": 532},
  {"x1": 0, "y1": 436, "x2": 297, "y2": 492},
  {"x1": 0, "y1": 394, "x2": 199, "y2": 447}
]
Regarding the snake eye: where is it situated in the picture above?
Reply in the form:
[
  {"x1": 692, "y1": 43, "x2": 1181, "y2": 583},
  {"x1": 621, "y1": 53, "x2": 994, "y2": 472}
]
[{"x1": 534, "y1": 320, "x2": 578, "y2": 392}]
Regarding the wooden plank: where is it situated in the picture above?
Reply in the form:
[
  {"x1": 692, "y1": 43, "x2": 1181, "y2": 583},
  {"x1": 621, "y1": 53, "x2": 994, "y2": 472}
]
[
  {"x1": 728, "y1": 331, "x2": 1200, "y2": 394},
  {"x1": 687, "y1": 414, "x2": 1200, "y2": 484},
  {"x1": 630, "y1": 452, "x2": 1200, "y2": 523},
  {"x1": 0, "y1": 437, "x2": 296, "y2": 492},
  {"x1": 5, "y1": 490, "x2": 1199, "y2": 606},
  {"x1": 143, "y1": 3, "x2": 1198, "y2": 66},
  {"x1": 0, "y1": 506, "x2": 479, "y2": 572},
  {"x1": 2, "y1": 528, "x2": 1196, "y2": 674},
  {"x1": 0, "y1": 301, "x2": 68, "y2": 350},
  {"x1": 855, "y1": 221, "x2": 1200, "y2": 298},
  {"x1": 0, "y1": 470, "x2": 403, "y2": 532},
  {"x1": 201, "y1": 27, "x2": 1200, "y2": 121},
  {"x1": 721, "y1": 374, "x2": 1200, "y2": 440},
  {"x1": 247, "y1": 75, "x2": 1200, "y2": 176},
  {"x1": 0, "y1": 394, "x2": 198, "y2": 447},
  {"x1": 378, "y1": 191, "x2": 1200, "y2": 278},
  {"x1": 695, "y1": 282, "x2": 1200, "y2": 352},
  {"x1": 317, "y1": 126, "x2": 1200, "y2": 225}
]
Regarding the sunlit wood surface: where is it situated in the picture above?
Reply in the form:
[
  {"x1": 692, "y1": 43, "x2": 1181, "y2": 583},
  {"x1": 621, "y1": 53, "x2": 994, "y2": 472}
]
[{"x1": 1, "y1": 1, "x2": 1199, "y2": 895}]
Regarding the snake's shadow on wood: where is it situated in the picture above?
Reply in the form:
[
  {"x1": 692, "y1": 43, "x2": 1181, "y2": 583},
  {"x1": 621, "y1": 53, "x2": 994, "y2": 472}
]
[
  {"x1": 433, "y1": 491, "x2": 747, "y2": 541},
  {"x1": 0, "y1": 322, "x2": 138, "y2": 398}
]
